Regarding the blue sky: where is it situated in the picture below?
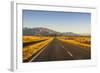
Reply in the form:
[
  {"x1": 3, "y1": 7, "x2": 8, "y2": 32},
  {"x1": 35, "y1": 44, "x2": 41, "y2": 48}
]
[{"x1": 23, "y1": 10, "x2": 91, "y2": 34}]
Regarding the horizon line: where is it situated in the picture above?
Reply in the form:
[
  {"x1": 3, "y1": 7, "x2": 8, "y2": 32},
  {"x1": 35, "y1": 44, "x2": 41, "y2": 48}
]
[{"x1": 23, "y1": 26, "x2": 91, "y2": 35}]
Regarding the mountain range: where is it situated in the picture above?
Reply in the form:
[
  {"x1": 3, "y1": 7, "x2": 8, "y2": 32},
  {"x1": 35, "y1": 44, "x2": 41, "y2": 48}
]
[{"x1": 23, "y1": 27, "x2": 80, "y2": 36}]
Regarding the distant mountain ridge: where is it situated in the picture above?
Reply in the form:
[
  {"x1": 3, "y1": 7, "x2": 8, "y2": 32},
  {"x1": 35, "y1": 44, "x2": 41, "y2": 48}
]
[
  {"x1": 62, "y1": 32, "x2": 80, "y2": 36},
  {"x1": 23, "y1": 27, "x2": 81, "y2": 36}
]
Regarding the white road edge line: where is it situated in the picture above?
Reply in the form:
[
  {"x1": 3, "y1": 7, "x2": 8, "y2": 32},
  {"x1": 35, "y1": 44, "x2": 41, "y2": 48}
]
[
  {"x1": 29, "y1": 45, "x2": 48, "y2": 62},
  {"x1": 29, "y1": 38, "x2": 54, "y2": 62}
]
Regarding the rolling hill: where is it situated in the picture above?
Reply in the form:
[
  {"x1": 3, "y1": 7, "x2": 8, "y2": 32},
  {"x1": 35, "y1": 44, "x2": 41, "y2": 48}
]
[{"x1": 23, "y1": 27, "x2": 80, "y2": 36}]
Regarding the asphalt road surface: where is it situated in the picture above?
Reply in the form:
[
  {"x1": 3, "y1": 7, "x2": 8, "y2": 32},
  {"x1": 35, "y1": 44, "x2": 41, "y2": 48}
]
[{"x1": 29, "y1": 38, "x2": 91, "y2": 62}]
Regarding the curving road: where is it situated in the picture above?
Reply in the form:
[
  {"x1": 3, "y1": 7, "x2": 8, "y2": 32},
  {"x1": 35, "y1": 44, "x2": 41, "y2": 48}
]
[{"x1": 29, "y1": 38, "x2": 91, "y2": 62}]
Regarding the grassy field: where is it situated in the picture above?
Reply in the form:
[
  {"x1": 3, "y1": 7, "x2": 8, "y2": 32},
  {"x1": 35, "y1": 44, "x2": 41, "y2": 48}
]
[
  {"x1": 23, "y1": 36, "x2": 91, "y2": 62},
  {"x1": 23, "y1": 36, "x2": 52, "y2": 43},
  {"x1": 23, "y1": 36, "x2": 54, "y2": 62},
  {"x1": 57, "y1": 36, "x2": 91, "y2": 48}
]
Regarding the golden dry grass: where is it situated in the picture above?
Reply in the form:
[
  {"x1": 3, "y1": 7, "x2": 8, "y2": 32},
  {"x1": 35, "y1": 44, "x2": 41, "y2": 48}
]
[
  {"x1": 23, "y1": 36, "x2": 52, "y2": 43},
  {"x1": 58, "y1": 36, "x2": 91, "y2": 48},
  {"x1": 23, "y1": 36, "x2": 90, "y2": 61},
  {"x1": 23, "y1": 36, "x2": 54, "y2": 61}
]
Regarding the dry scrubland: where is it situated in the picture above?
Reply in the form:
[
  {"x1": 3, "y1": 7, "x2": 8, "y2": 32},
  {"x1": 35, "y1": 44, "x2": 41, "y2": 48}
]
[
  {"x1": 23, "y1": 36, "x2": 54, "y2": 61},
  {"x1": 23, "y1": 36, "x2": 91, "y2": 62},
  {"x1": 23, "y1": 36, "x2": 52, "y2": 43},
  {"x1": 58, "y1": 36, "x2": 91, "y2": 48}
]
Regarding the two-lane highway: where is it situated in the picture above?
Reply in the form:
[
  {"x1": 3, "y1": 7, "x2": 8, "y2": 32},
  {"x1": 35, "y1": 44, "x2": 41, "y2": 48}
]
[{"x1": 29, "y1": 38, "x2": 90, "y2": 62}]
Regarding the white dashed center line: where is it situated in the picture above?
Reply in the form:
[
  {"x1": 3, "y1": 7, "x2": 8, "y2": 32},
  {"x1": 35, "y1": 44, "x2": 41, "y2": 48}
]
[
  {"x1": 57, "y1": 40, "x2": 74, "y2": 57},
  {"x1": 62, "y1": 46, "x2": 65, "y2": 48},
  {"x1": 60, "y1": 43, "x2": 73, "y2": 57},
  {"x1": 67, "y1": 51, "x2": 73, "y2": 57}
]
